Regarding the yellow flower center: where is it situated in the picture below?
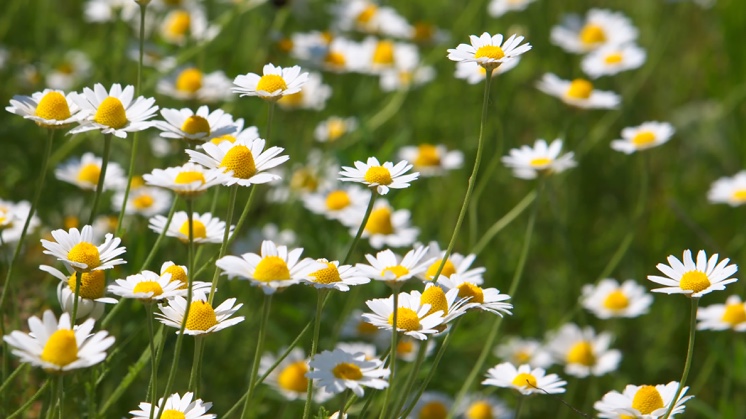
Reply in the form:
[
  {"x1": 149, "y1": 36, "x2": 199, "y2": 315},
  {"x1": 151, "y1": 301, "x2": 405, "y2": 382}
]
[
  {"x1": 604, "y1": 52, "x2": 624, "y2": 64},
  {"x1": 418, "y1": 401, "x2": 447, "y2": 419},
  {"x1": 278, "y1": 91, "x2": 304, "y2": 107},
  {"x1": 631, "y1": 385, "x2": 664, "y2": 414},
  {"x1": 465, "y1": 401, "x2": 492, "y2": 419},
  {"x1": 174, "y1": 171, "x2": 206, "y2": 185},
  {"x1": 412, "y1": 22, "x2": 434, "y2": 43},
  {"x1": 161, "y1": 411, "x2": 186, "y2": 419},
  {"x1": 722, "y1": 302, "x2": 746, "y2": 326},
  {"x1": 420, "y1": 286, "x2": 448, "y2": 316},
  {"x1": 132, "y1": 281, "x2": 164, "y2": 298},
  {"x1": 325, "y1": 190, "x2": 351, "y2": 211},
  {"x1": 67, "y1": 270, "x2": 106, "y2": 299},
  {"x1": 372, "y1": 41, "x2": 395, "y2": 66},
  {"x1": 310, "y1": 262, "x2": 342, "y2": 284},
  {"x1": 185, "y1": 300, "x2": 218, "y2": 331},
  {"x1": 631, "y1": 131, "x2": 656, "y2": 147},
  {"x1": 256, "y1": 74, "x2": 288, "y2": 94},
  {"x1": 67, "y1": 242, "x2": 101, "y2": 270},
  {"x1": 515, "y1": 350, "x2": 531, "y2": 364},
  {"x1": 474, "y1": 45, "x2": 505, "y2": 60},
  {"x1": 397, "y1": 338, "x2": 414, "y2": 355},
  {"x1": 679, "y1": 270, "x2": 711, "y2": 293},
  {"x1": 175, "y1": 68, "x2": 203, "y2": 93},
  {"x1": 211, "y1": 134, "x2": 236, "y2": 145},
  {"x1": 94, "y1": 96, "x2": 128, "y2": 129},
  {"x1": 511, "y1": 372, "x2": 537, "y2": 388},
  {"x1": 41, "y1": 329, "x2": 78, "y2": 367},
  {"x1": 529, "y1": 157, "x2": 552, "y2": 168},
  {"x1": 414, "y1": 144, "x2": 441, "y2": 168},
  {"x1": 219, "y1": 145, "x2": 257, "y2": 179},
  {"x1": 64, "y1": 216, "x2": 79, "y2": 230},
  {"x1": 457, "y1": 283, "x2": 484, "y2": 304},
  {"x1": 381, "y1": 265, "x2": 409, "y2": 279},
  {"x1": 132, "y1": 194, "x2": 155, "y2": 210},
  {"x1": 290, "y1": 169, "x2": 319, "y2": 192},
  {"x1": 180, "y1": 115, "x2": 210, "y2": 136},
  {"x1": 356, "y1": 5, "x2": 377, "y2": 23},
  {"x1": 387, "y1": 307, "x2": 420, "y2": 331},
  {"x1": 566, "y1": 341, "x2": 596, "y2": 366},
  {"x1": 277, "y1": 361, "x2": 309, "y2": 393},
  {"x1": 364, "y1": 166, "x2": 393, "y2": 185},
  {"x1": 365, "y1": 207, "x2": 394, "y2": 235},
  {"x1": 357, "y1": 320, "x2": 379, "y2": 335},
  {"x1": 77, "y1": 163, "x2": 101, "y2": 186},
  {"x1": 603, "y1": 289, "x2": 629, "y2": 311},
  {"x1": 579, "y1": 24, "x2": 606, "y2": 45},
  {"x1": 163, "y1": 265, "x2": 188, "y2": 290},
  {"x1": 166, "y1": 10, "x2": 191, "y2": 37},
  {"x1": 566, "y1": 79, "x2": 593, "y2": 99},
  {"x1": 425, "y1": 259, "x2": 456, "y2": 280},
  {"x1": 332, "y1": 362, "x2": 363, "y2": 380},
  {"x1": 324, "y1": 52, "x2": 347, "y2": 68},
  {"x1": 731, "y1": 190, "x2": 746, "y2": 202},
  {"x1": 178, "y1": 219, "x2": 207, "y2": 240},
  {"x1": 277, "y1": 38, "x2": 293, "y2": 52},
  {"x1": 35, "y1": 91, "x2": 71, "y2": 121},
  {"x1": 254, "y1": 256, "x2": 291, "y2": 281}
]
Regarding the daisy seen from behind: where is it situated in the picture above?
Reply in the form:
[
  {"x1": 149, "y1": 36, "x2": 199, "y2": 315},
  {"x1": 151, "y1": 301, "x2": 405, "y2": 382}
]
[
  {"x1": 582, "y1": 43, "x2": 646, "y2": 79},
  {"x1": 708, "y1": 171, "x2": 746, "y2": 206},
  {"x1": 108, "y1": 270, "x2": 187, "y2": 301},
  {"x1": 6, "y1": 89, "x2": 82, "y2": 129},
  {"x1": 156, "y1": 105, "x2": 237, "y2": 144},
  {"x1": 233, "y1": 63, "x2": 309, "y2": 102},
  {"x1": 130, "y1": 391, "x2": 216, "y2": 419},
  {"x1": 648, "y1": 249, "x2": 738, "y2": 298},
  {"x1": 537, "y1": 73, "x2": 620, "y2": 109},
  {"x1": 502, "y1": 138, "x2": 577, "y2": 179},
  {"x1": 339, "y1": 156, "x2": 419, "y2": 195},
  {"x1": 307, "y1": 348, "x2": 390, "y2": 397},
  {"x1": 149, "y1": 211, "x2": 233, "y2": 244},
  {"x1": 611, "y1": 121, "x2": 675, "y2": 154},
  {"x1": 41, "y1": 225, "x2": 126, "y2": 273},
  {"x1": 356, "y1": 246, "x2": 433, "y2": 285},
  {"x1": 301, "y1": 259, "x2": 370, "y2": 291},
  {"x1": 594, "y1": 382, "x2": 693, "y2": 419},
  {"x1": 157, "y1": 291, "x2": 244, "y2": 335},
  {"x1": 69, "y1": 83, "x2": 158, "y2": 138},
  {"x1": 447, "y1": 32, "x2": 532, "y2": 71},
  {"x1": 144, "y1": 162, "x2": 234, "y2": 198},
  {"x1": 550, "y1": 8, "x2": 638, "y2": 54},
  {"x1": 581, "y1": 278, "x2": 653, "y2": 319},
  {"x1": 362, "y1": 290, "x2": 446, "y2": 340},
  {"x1": 697, "y1": 295, "x2": 746, "y2": 331},
  {"x1": 437, "y1": 273, "x2": 513, "y2": 317},
  {"x1": 3, "y1": 310, "x2": 114, "y2": 372},
  {"x1": 40, "y1": 265, "x2": 117, "y2": 320},
  {"x1": 547, "y1": 323, "x2": 621, "y2": 378},
  {"x1": 482, "y1": 362, "x2": 566, "y2": 395},
  {"x1": 314, "y1": 116, "x2": 358, "y2": 143}
]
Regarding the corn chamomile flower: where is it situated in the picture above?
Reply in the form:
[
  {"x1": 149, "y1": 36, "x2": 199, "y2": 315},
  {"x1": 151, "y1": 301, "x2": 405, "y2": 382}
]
[
  {"x1": 501, "y1": 138, "x2": 577, "y2": 179},
  {"x1": 393, "y1": 335, "x2": 435, "y2": 362},
  {"x1": 84, "y1": 0, "x2": 139, "y2": 23},
  {"x1": 648, "y1": 249, "x2": 738, "y2": 298},
  {"x1": 550, "y1": 9, "x2": 638, "y2": 54},
  {"x1": 41, "y1": 225, "x2": 126, "y2": 273},
  {"x1": 157, "y1": 66, "x2": 233, "y2": 103},
  {"x1": 112, "y1": 185, "x2": 172, "y2": 217},
  {"x1": 144, "y1": 162, "x2": 234, "y2": 197},
  {"x1": 108, "y1": 270, "x2": 187, "y2": 301},
  {"x1": 149, "y1": 211, "x2": 232, "y2": 244},
  {"x1": 0, "y1": 200, "x2": 40, "y2": 245},
  {"x1": 398, "y1": 143, "x2": 463, "y2": 177},
  {"x1": 319, "y1": 37, "x2": 367, "y2": 73},
  {"x1": 186, "y1": 136, "x2": 288, "y2": 187},
  {"x1": 160, "y1": 6, "x2": 218, "y2": 46},
  {"x1": 233, "y1": 64, "x2": 309, "y2": 102},
  {"x1": 418, "y1": 241, "x2": 485, "y2": 282},
  {"x1": 582, "y1": 43, "x2": 646, "y2": 79},
  {"x1": 547, "y1": 323, "x2": 621, "y2": 378},
  {"x1": 697, "y1": 295, "x2": 746, "y2": 331},
  {"x1": 447, "y1": 32, "x2": 532, "y2": 71},
  {"x1": 344, "y1": 199, "x2": 419, "y2": 249},
  {"x1": 307, "y1": 348, "x2": 390, "y2": 397},
  {"x1": 594, "y1": 382, "x2": 692, "y2": 419},
  {"x1": 357, "y1": 246, "x2": 433, "y2": 284},
  {"x1": 581, "y1": 278, "x2": 653, "y2": 319},
  {"x1": 3, "y1": 310, "x2": 114, "y2": 372},
  {"x1": 537, "y1": 73, "x2": 621, "y2": 109},
  {"x1": 55, "y1": 152, "x2": 126, "y2": 191},
  {"x1": 437, "y1": 273, "x2": 513, "y2": 316},
  {"x1": 611, "y1": 121, "x2": 675, "y2": 154},
  {"x1": 362, "y1": 291, "x2": 446, "y2": 340},
  {"x1": 359, "y1": 37, "x2": 419, "y2": 74},
  {"x1": 494, "y1": 337, "x2": 553, "y2": 369},
  {"x1": 488, "y1": 0, "x2": 536, "y2": 17},
  {"x1": 157, "y1": 105, "x2": 237, "y2": 144},
  {"x1": 259, "y1": 348, "x2": 333, "y2": 402},
  {"x1": 69, "y1": 83, "x2": 158, "y2": 138},
  {"x1": 302, "y1": 185, "x2": 370, "y2": 223},
  {"x1": 483, "y1": 362, "x2": 566, "y2": 395},
  {"x1": 411, "y1": 282, "x2": 473, "y2": 325},
  {"x1": 6, "y1": 89, "x2": 82, "y2": 129},
  {"x1": 408, "y1": 391, "x2": 452, "y2": 419},
  {"x1": 455, "y1": 394, "x2": 513, "y2": 419},
  {"x1": 46, "y1": 50, "x2": 92, "y2": 91},
  {"x1": 216, "y1": 240, "x2": 325, "y2": 294},
  {"x1": 340, "y1": 310, "x2": 387, "y2": 341},
  {"x1": 339, "y1": 157, "x2": 419, "y2": 195},
  {"x1": 130, "y1": 392, "x2": 216, "y2": 419},
  {"x1": 314, "y1": 116, "x2": 358, "y2": 143},
  {"x1": 157, "y1": 291, "x2": 244, "y2": 335},
  {"x1": 332, "y1": 0, "x2": 412, "y2": 38},
  {"x1": 708, "y1": 171, "x2": 746, "y2": 206},
  {"x1": 301, "y1": 259, "x2": 371, "y2": 291},
  {"x1": 159, "y1": 261, "x2": 212, "y2": 292},
  {"x1": 277, "y1": 71, "x2": 332, "y2": 111},
  {"x1": 40, "y1": 265, "x2": 117, "y2": 320},
  {"x1": 454, "y1": 59, "x2": 520, "y2": 85}
]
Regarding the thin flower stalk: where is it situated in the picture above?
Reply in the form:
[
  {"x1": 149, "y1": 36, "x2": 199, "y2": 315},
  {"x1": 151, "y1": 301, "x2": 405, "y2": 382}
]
[
  {"x1": 71, "y1": 271, "x2": 82, "y2": 322},
  {"x1": 391, "y1": 336, "x2": 429, "y2": 419},
  {"x1": 378, "y1": 289, "x2": 400, "y2": 419},
  {"x1": 208, "y1": 184, "x2": 239, "y2": 304},
  {"x1": 88, "y1": 134, "x2": 112, "y2": 224},
  {"x1": 343, "y1": 191, "x2": 376, "y2": 265},
  {"x1": 7, "y1": 379, "x2": 50, "y2": 419},
  {"x1": 663, "y1": 298, "x2": 699, "y2": 419},
  {"x1": 240, "y1": 294, "x2": 273, "y2": 419},
  {"x1": 302, "y1": 289, "x2": 329, "y2": 419},
  {"x1": 146, "y1": 303, "x2": 157, "y2": 419}
]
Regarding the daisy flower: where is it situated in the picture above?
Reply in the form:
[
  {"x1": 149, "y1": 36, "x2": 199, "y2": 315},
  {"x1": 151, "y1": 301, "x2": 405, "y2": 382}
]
[
  {"x1": 494, "y1": 336, "x2": 554, "y2": 369},
  {"x1": 40, "y1": 265, "x2": 117, "y2": 320},
  {"x1": 648, "y1": 249, "x2": 738, "y2": 297},
  {"x1": 537, "y1": 73, "x2": 621, "y2": 109},
  {"x1": 157, "y1": 67, "x2": 233, "y2": 103},
  {"x1": 611, "y1": 121, "x2": 675, "y2": 154},
  {"x1": 594, "y1": 382, "x2": 692, "y2": 419},
  {"x1": 393, "y1": 335, "x2": 434, "y2": 362},
  {"x1": 408, "y1": 391, "x2": 452, "y2": 419},
  {"x1": 46, "y1": 50, "x2": 92, "y2": 91},
  {"x1": 339, "y1": 157, "x2": 419, "y2": 195},
  {"x1": 3, "y1": 310, "x2": 115, "y2": 372},
  {"x1": 398, "y1": 144, "x2": 463, "y2": 177},
  {"x1": 362, "y1": 290, "x2": 446, "y2": 340},
  {"x1": 359, "y1": 37, "x2": 420, "y2": 74},
  {"x1": 708, "y1": 171, "x2": 746, "y2": 206},
  {"x1": 148, "y1": 211, "x2": 232, "y2": 244},
  {"x1": 216, "y1": 240, "x2": 325, "y2": 294},
  {"x1": 314, "y1": 116, "x2": 358, "y2": 143},
  {"x1": 697, "y1": 295, "x2": 746, "y2": 331},
  {"x1": 418, "y1": 241, "x2": 485, "y2": 282},
  {"x1": 357, "y1": 246, "x2": 433, "y2": 284},
  {"x1": 380, "y1": 65, "x2": 436, "y2": 92},
  {"x1": 157, "y1": 291, "x2": 244, "y2": 335},
  {"x1": 455, "y1": 394, "x2": 513, "y2": 419},
  {"x1": 447, "y1": 32, "x2": 532, "y2": 71},
  {"x1": 277, "y1": 72, "x2": 332, "y2": 111},
  {"x1": 144, "y1": 162, "x2": 234, "y2": 198},
  {"x1": 6, "y1": 89, "x2": 82, "y2": 129},
  {"x1": 55, "y1": 152, "x2": 127, "y2": 191},
  {"x1": 108, "y1": 270, "x2": 187, "y2": 301},
  {"x1": 301, "y1": 259, "x2": 371, "y2": 291},
  {"x1": 302, "y1": 185, "x2": 370, "y2": 223},
  {"x1": 186, "y1": 136, "x2": 288, "y2": 187},
  {"x1": 306, "y1": 348, "x2": 390, "y2": 397},
  {"x1": 547, "y1": 323, "x2": 622, "y2": 378},
  {"x1": 233, "y1": 63, "x2": 309, "y2": 102},
  {"x1": 160, "y1": 6, "x2": 218, "y2": 46},
  {"x1": 411, "y1": 282, "x2": 473, "y2": 325},
  {"x1": 582, "y1": 43, "x2": 647, "y2": 79},
  {"x1": 318, "y1": 37, "x2": 367, "y2": 73},
  {"x1": 488, "y1": 0, "x2": 536, "y2": 17},
  {"x1": 581, "y1": 278, "x2": 653, "y2": 319},
  {"x1": 130, "y1": 392, "x2": 215, "y2": 419},
  {"x1": 437, "y1": 274, "x2": 513, "y2": 316},
  {"x1": 112, "y1": 185, "x2": 172, "y2": 217},
  {"x1": 550, "y1": 9, "x2": 638, "y2": 54},
  {"x1": 501, "y1": 138, "x2": 577, "y2": 179},
  {"x1": 69, "y1": 83, "x2": 158, "y2": 138},
  {"x1": 331, "y1": 0, "x2": 411, "y2": 38},
  {"x1": 156, "y1": 105, "x2": 237, "y2": 144},
  {"x1": 483, "y1": 362, "x2": 566, "y2": 395},
  {"x1": 342, "y1": 198, "x2": 419, "y2": 249},
  {"x1": 84, "y1": 0, "x2": 138, "y2": 23},
  {"x1": 259, "y1": 348, "x2": 333, "y2": 403},
  {"x1": 454, "y1": 58, "x2": 520, "y2": 85},
  {"x1": 340, "y1": 310, "x2": 387, "y2": 342},
  {"x1": 205, "y1": 118, "x2": 259, "y2": 147},
  {"x1": 41, "y1": 225, "x2": 126, "y2": 273},
  {"x1": 0, "y1": 200, "x2": 41, "y2": 245}
]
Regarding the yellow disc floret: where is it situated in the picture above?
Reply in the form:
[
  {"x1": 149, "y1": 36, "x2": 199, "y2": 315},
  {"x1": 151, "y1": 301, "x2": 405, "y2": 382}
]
[
  {"x1": 365, "y1": 207, "x2": 394, "y2": 235},
  {"x1": 161, "y1": 411, "x2": 186, "y2": 419},
  {"x1": 166, "y1": 10, "x2": 191, "y2": 38},
  {"x1": 175, "y1": 68, "x2": 203, "y2": 93},
  {"x1": 381, "y1": 265, "x2": 409, "y2": 279},
  {"x1": 219, "y1": 145, "x2": 256, "y2": 179},
  {"x1": 163, "y1": 265, "x2": 188, "y2": 289},
  {"x1": 180, "y1": 115, "x2": 210, "y2": 136},
  {"x1": 254, "y1": 256, "x2": 291, "y2": 281},
  {"x1": 731, "y1": 190, "x2": 746, "y2": 202},
  {"x1": 679, "y1": 270, "x2": 711, "y2": 294},
  {"x1": 364, "y1": 166, "x2": 393, "y2": 185},
  {"x1": 332, "y1": 362, "x2": 363, "y2": 380},
  {"x1": 722, "y1": 302, "x2": 746, "y2": 327},
  {"x1": 511, "y1": 372, "x2": 537, "y2": 388},
  {"x1": 185, "y1": 300, "x2": 218, "y2": 331},
  {"x1": 603, "y1": 289, "x2": 629, "y2": 311},
  {"x1": 566, "y1": 341, "x2": 596, "y2": 366},
  {"x1": 67, "y1": 242, "x2": 101, "y2": 270},
  {"x1": 178, "y1": 219, "x2": 207, "y2": 240},
  {"x1": 474, "y1": 45, "x2": 505, "y2": 60},
  {"x1": 324, "y1": 52, "x2": 347, "y2": 69},
  {"x1": 278, "y1": 91, "x2": 304, "y2": 107},
  {"x1": 372, "y1": 41, "x2": 395, "y2": 66},
  {"x1": 356, "y1": 5, "x2": 377, "y2": 24},
  {"x1": 425, "y1": 259, "x2": 456, "y2": 280},
  {"x1": 529, "y1": 157, "x2": 552, "y2": 168},
  {"x1": 174, "y1": 171, "x2": 206, "y2": 185},
  {"x1": 35, "y1": 91, "x2": 71, "y2": 121},
  {"x1": 132, "y1": 194, "x2": 155, "y2": 210},
  {"x1": 566, "y1": 79, "x2": 593, "y2": 99},
  {"x1": 419, "y1": 401, "x2": 447, "y2": 419},
  {"x1": 132, "y1": 281, "x2": 164, "y2": 298},
  {"x1": 67, "y1": 270, "x2": 106, "y2": 299},
  {"x1": 277, "y1": 361, "x2": 309, "y2": 393},
  {"x1": 387, "y1": 307, "x2": 420, "y2": 331},
  {"x1": 421, "y1": 286, "x2": 448, "y2": 316},
  {"x1": 41, "y1": 329, "x2": 78, "y2": 367},
  {"x1": 465, "y1": 401, "x2": 493, "y2": 419},
  {"x1": 325, "y1": 190, "x2": 352, "y2": 211},
  {"x1": 631, "y1": 385, "x2": 664, "y2": 415},
  {"x1": 604, "y1": 52, "x2": 623, "y2": 64},
  {"x1": 579, "y1": 24, "x2": 606, "y2": 45},
  {"x1": 631, "y1": 131, "x2": 656, "y2": 147},
  {"x1": 77, "y1": 163, "x2": 102, "y2": 186},
  {"x1": 414, "y1": 144, "x2": 441, "y2": 168},
  {"x1": 397, "y1": 339, "x2": 414, "y2": 356},
  {"x1": 310, "y1": 262, "x2": 342, "y2": 284},
  {"x1": 256, "y1": 74, "x2": 288, "y2": 94},
  {"x1": 94, "y1": 96, "x2": 128, "y2": 129},
  {"x1": 457, "y1": 283, "x2": 484, "y2": 304},
  {"x1": 327, "y1": 119, "x2": 347, "y2": 141}
]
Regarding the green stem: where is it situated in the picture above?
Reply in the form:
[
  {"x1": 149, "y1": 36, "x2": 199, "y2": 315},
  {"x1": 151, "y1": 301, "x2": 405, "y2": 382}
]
[
  {"x1": 71, "y1": 271, "x2": 82, "y2": 323},
  {"x1": 240, "y1": 294, "x2": 272, "y2": 419},
  {"x1": 342, "y1": 191, "x2": 376, "y2": 265},
  {"x1": 302, "y1": 289, "x2": 328, "y2": 419},
  {"x1": 208, "y1": 184, "x2": 238, "y2": 304},
  {"x1": 663, "y1": 298, "x2": 699, "y2": 419},
  {"x1": 514, "y1": 395, "x2": 525, "y2": 419},
  {"x1": 339, "y1": 390, "x2": 351, "y2": 417},
  {"x1": 88, "y1": 134, "x2": 112, "y2": 225},
  {"x1": 390, "y1": 336, "x2": 428, "y2": 419},
  {"x1": 265, "y1": 102, "x2": 275, "y2": 142},
  {"x1": 7, "y1": 379, "x2": 50, "y2": 419},
  {"x1": 189, "y1": 337, "x2": 204, "y2": 396},
  {"x1": 139, "y1": 196, "x2": 179, "y2": 272},
  {"x1": 0, "y1": 363, "x2": 28, "y2": 396},
  {"x1": 57, "y1": 375, "x2": 63, "y2": 419},
  {"x1": 472, "y1": 190, "x2": 537, "y2": 256},
  {"x1": 225, "y1": 186, "x2": 257, "y2": 251},
  {"x1": 378, "y1": 290, "x2": 400, "y2": 419},
  {"x1": 146, "y1": 304, "x2": 158, "y2": 419}
]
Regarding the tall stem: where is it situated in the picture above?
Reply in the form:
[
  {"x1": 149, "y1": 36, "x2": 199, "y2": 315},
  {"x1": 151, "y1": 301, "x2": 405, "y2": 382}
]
[
  {"x1": 240, "y1": 294, "x2": 272, "y2": 419},
  {"x1": 7, "y1": 379, "x2": 50, "y2": 419},
  {"x1": 514, "y1": 395, "x2": 525, "y2": 419},
  {"x1": 378, "y1": 289, "x2": 400, "y2": 419},
  {"x1": 71, "y1": 271, "x2": 82, "y2": 323},
  {"x1": 146, "y1": 303, "x2": 158, "y2": 419},
  {"x1": 390, "y1": 336, "x2": 428, "y2": 419},
  {"x1": 189, "y1": 337, "x2": 204, "y2": 396},
  {"x1": 56, "y1": 375, "x2": 64, "y2": 419},
  {"x1": 342, "y1": 191, "x2": 376, "y2": 265},
  {"x1": 663, "y1": 298, "x2": 699, "y2": 419},
  {"x1": 302, "y1": 289, "x2": 328, "y2": 419},
  {"x1": 208, "y1": 184, "x2": 238, "y2": 304},
  {"x1": 88, "y1": 134, "x2": 112, "y2": 225},
  {"x1": 139, "y1": 196, "x2": 179, "y2": 272}
]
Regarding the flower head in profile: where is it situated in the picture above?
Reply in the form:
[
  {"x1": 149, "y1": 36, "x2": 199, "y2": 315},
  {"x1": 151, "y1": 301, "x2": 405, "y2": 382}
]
[
  {"x1": 356, "y1": 246, "x2": 433, "y2": 284},
  {"x1": 648, "y1": 250, "x2": 738, "y2": 298},
  {"x1": 343, "y1": 199, "x2": 419, "y2": 249},
  {"x1": 149, "y1": 211, "x2": 232, "y2": 244},
  {"x1": 55, "y1": 152, "x2": 126, "y2": 191},
  {"x1": 494, "y1": 337, "x2": 553, "y2": 369},
  {"x1": 144, "y1": 162, "x2": 234, "y2": 198},
  {"x1": 537, "y1": 73, "x2": 620, "y2": 109},
  {"x1": 438, "y1": 273, "x2": 513, "y2": 316},
  {"x1": 398, "y1": 144, "x2": 463, "y2": 177},
  {"x1": 40, "y1": 265, "x2": 117, "y2": 320},
  {"x1": 3, "y1": 310, "x2": 114, "y2": 372},
  {"x1": 112, "y1": 185, "x2": 172, "y2": 217},
  {"x1": 502, "y1": 138, "x2": 577, "y2": 179},
  {"x1": 160, "y1": 6, "x2": 218, "y2": 46},
  {"x1": 708, "y1": 171, "x2": 746, "y2": 207},
  {"x1": 409, "y1": 392, "x2": 452, "y2": 419},
  {"x1": 411, "y1": 282, "x2": 473, "y2": 325},
  {"x1": 482, "y1": 362, "x2": 566, "y2": 395},
  {"x1": 582, "y1": 43, "x2": 646, "y2": 79},
  {"x1": 233, "y1": 64, "x2": 309, "y2": 102},
  {"x1": 697, "y1": 295, "x2": 746, "y2": 331},
  {"x1": 362, "y1": 291, "x2": 446, "y2": 340},
  {"x1": 581, "y1": 278, "x2": 653, "y2": 319},
  {"x1": 547, "y1": 323, "x2": 621, "y2": 378},
  {"x1": 130, "y1": 392, "x2": 216, "y2": 419},
  {"x1": 447, "y1": 32, "x2": 531, "y2": 71},
  {"x1": 156, "y1": 105, "x2": 237, "y2": 144},
  {"x1": 314, "y1": 116, "x2": 358, "y2": 143},
  {"x1": 157, "y1": 66, "x2": 233, "y2": 103},
  {"x1": 611, "y1": 122, "x2": 675, "y2": 154},
  {"x1": 259, "y1": 348, "x2": 332, "y2": 403},
  {"x1": 594, "y1": 382, "x2": 692, "y2": 419},
  {"x1": 157, "y1": 291, "x2": 244, "y2": 335},
  {"x1": 418, "y1": 241, "x2": 485, "y2": 283},
  {"x1": 339, "y1": 157, "x2": 419, "y2": 195},
  {"x1": 301, "y1": 259, "x2": 370, "y2": 291},
  {"x1": 6, "y1": 89, "x2": 82, "y2": 129},
  {"x1": 108, "y1": 270, "x2": 187, "y2": 301},
  {"x1": 41, "y1": 225, "x2": 126, "y2": 273},
  {"x1": 69, "y1": 83, "x2": 158, "y2": 138},
  {"x1": 551, "y1": 8, "x2": 638, "y2": 54},
  {"x1": 306, "y1": 348, "x2": 390, "y2": 397}
]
